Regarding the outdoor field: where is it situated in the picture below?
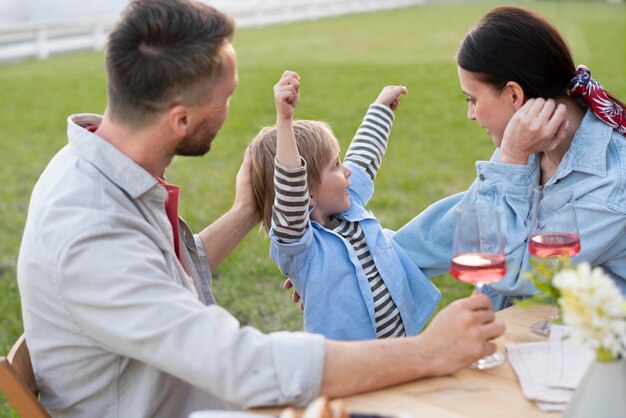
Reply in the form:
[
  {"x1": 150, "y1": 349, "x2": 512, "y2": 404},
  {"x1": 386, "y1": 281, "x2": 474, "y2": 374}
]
[{"x1": 0, "y1": 1, "x2": 624, "y2": 415}]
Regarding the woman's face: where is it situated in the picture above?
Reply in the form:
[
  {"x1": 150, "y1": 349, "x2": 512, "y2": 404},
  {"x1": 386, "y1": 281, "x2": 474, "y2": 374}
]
[{"x1": 457, "y1": 66, "x2": 517, "y2": 147}]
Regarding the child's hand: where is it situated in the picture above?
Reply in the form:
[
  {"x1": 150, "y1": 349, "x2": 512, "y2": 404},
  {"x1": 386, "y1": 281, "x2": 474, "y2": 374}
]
[
  {"x1": 274, "y1": 71, "x2": 301, "y2": 120},
  {"x1": 375, "y1": 85, "x2": 408, "y2": 111}
]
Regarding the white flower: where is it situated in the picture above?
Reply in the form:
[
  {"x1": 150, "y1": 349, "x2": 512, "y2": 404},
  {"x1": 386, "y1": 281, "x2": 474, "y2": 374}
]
[{"x1": 553, "y1": 263, "x2": 626, "y2": 360}]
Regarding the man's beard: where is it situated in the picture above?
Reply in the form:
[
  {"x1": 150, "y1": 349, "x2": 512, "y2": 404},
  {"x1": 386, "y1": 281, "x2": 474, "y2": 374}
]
[{"x1": 175, "y1": 120, "x2": 216, "y2": 157}]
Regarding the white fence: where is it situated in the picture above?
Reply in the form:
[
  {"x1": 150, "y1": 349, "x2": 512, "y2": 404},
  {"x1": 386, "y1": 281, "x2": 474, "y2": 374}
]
[
  {"x1": 0, "y1": 0, "x2": 425, "y2": 64},
  {"x1": 0, "y1": 20, "x2": 113, "y2": 63},
  {"x1": 223, "y1": 0, "x2": 424, "y2": 27}
]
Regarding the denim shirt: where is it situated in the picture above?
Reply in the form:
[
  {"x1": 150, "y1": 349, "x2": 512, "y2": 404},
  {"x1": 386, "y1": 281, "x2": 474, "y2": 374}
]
[
  {"x1": 394, "y1": 110, "x2": 626, "y2": 310},
  {"x1": 270, "y1": 161, "x2": 441, "y2": 340}
]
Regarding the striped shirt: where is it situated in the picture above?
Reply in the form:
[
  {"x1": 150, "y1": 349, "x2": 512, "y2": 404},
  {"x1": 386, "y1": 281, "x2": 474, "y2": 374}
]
[{"x1": 271, "y1": 104, "x2": 405, "y2": 338}]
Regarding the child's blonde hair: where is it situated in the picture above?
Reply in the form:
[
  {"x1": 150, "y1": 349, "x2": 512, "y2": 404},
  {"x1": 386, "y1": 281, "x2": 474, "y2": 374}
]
[{"x1": 250, "y1": 120, "x2": 339, "y2": 233}]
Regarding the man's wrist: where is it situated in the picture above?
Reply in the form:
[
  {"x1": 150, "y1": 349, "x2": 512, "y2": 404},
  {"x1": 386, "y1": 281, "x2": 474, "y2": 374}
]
[
  {"x1": 405, "y1": 335, "x2": 436, "y2": 378},
  {"x1": 229, "y1": 202, "x2": 260, "y2": 231}
]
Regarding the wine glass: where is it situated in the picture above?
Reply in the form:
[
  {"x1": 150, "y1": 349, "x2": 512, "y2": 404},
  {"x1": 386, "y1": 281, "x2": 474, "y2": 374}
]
[
  {"x1": 451, "y1": 204, "x2": 507, "y2": 369},
  {"x1": 528, "y1": 187, "x2": 580, "y2": 337}
]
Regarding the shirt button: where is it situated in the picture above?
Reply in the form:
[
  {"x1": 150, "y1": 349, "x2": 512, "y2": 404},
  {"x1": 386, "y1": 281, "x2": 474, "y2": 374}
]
[{"x1": 479, "y1": 174, "x2": 486, "y2": 181}]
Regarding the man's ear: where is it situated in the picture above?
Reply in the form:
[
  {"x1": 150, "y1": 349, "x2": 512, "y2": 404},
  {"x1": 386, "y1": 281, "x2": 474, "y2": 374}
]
[
  {"x1": 505, "y1": 81, "x2": 526, "y2": 110},
  {"x1": 167, "y1": 104, "x2": 191, "y2": 138}
]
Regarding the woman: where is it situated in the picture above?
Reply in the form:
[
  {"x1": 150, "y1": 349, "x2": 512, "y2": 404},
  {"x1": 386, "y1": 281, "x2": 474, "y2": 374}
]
[{"x1": 393, "y1": 5, "x2": 626, "y2": 310}]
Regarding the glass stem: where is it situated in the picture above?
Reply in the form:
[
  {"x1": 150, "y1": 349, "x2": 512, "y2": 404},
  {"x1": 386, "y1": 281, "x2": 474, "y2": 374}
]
[
  {"x1": 550, "y1": 303, "x2": 560, "y2": 322},
  {"x1": 475, "y1": 281, "x2": 484, "y2": 294}
]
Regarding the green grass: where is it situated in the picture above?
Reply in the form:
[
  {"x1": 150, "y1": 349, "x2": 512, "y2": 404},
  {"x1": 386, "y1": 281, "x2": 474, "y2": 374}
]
[{"x1": 0, "y1": 1, "x2": 624, "y2": 415}]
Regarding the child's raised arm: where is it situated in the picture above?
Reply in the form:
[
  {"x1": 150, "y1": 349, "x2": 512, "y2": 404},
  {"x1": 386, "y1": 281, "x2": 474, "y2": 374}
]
[
  {"x1": 274, "y1": 70, "x2": 301, "y2": 168},
  {"x1": 271, "y1": 71, "x2": 310, "y2": 244},
  {"x1": 344, "y1": 85, "x2": 408, "y2": 182}
]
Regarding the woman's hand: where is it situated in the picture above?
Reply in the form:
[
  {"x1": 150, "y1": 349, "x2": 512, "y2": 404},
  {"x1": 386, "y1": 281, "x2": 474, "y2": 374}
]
[
  {"x1": 499, "y1": 98, "x2": 569, "y2": 165},
  {"x1": 283, "y1": 279, "x2": 304, "y2": 310}
]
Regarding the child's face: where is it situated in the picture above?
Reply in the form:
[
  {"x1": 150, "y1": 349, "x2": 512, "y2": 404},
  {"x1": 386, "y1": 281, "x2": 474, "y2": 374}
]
[{"x1": 310, "y1": 149, "x2": 352, "y2": 225}]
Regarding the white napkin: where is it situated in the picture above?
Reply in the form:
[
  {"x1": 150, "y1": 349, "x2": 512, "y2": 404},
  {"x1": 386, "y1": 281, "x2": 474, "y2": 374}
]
[
  {"x1": 506, "y1": 341, "x2": 572, "y2": 405},
  {"x1": 547, "y1": 324, "x2": 594, "y2": 389},
  {"x1": 507, "y1": 325, "x2": 597, "y2": 412},
  {"x1": 536, "y1": 401, "x2": 567, "y2": 412}
]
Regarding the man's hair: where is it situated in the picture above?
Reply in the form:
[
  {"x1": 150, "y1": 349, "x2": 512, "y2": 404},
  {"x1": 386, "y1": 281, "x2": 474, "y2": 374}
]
[
  {"x1": 250, "y1": 120, "x2": 339, "y2": 233},
  {"x1": 105, "y1": 0, "x2": 235, "y2": 128}
]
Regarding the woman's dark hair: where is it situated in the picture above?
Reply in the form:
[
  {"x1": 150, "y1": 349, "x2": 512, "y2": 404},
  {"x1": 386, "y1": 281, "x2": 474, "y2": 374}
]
[
  {"x1": 457, "y1": 6, "x2": 575, "y2": 98},
  {"x1": 457, "y1": 6, "x2": 625, "y2": 110}
]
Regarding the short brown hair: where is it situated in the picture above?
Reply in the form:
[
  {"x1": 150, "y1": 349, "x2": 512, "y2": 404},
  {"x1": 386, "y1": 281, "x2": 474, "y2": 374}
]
[
  {"x1": 105, "y1": 0, "x2": 235, "y2": 128},
  {"x1": 250, "y1": 120, "x2": 339, "y2": 233}
]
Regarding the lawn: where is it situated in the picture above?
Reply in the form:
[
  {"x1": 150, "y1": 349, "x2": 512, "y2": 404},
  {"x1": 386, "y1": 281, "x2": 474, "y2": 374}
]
[{"x1": 0, "y1": 1, "x2": 624, "y2": 415}]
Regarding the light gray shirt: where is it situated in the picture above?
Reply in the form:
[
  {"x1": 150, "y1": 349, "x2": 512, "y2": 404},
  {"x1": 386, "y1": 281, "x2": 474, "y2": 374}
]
[{"x1": 17, "y1": 114, "x2": 325, "y2": 418}]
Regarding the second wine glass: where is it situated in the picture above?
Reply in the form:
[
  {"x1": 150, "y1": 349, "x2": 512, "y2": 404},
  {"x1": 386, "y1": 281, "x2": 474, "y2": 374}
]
[
  {"x1": 451, "y1": 204, "x2": 506, "y2": 369},
  {"x1": 528, "y1": 186, "x2": 580, "y2": 337}
]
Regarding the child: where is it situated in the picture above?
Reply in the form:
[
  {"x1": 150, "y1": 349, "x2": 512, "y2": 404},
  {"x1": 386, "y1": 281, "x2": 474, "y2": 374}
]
[{"x1": 250, "y1": 71, "x2": 440, "y2": 340}]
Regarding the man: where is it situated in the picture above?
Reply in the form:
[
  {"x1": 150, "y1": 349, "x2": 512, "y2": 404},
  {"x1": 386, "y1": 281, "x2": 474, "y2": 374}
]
[{"x1": 17, "y1": 0, "x2": 504, "y2": 416}]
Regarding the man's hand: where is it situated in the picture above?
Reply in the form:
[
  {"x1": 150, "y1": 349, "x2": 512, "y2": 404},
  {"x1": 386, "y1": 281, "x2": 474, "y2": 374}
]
[
  {"x1": 198, "y1": 147, "x2": 260, "y2": 270},
  {"x1": 499, "y1": 98, "x2": 569, "y2": 165},
  {"x1": 233, "y1": 147, "x2": 261, "y2": 224},
  {"x1": 275, "y1": 71, "x2": 301, "y2": 120},
  {"x1": 417, "y1": 293, "x2": 505, "y2": 376},
  {"x1": 375, "y1": 85, "x2": 408, "y2": 111},
  {"x1": 319, "y1": 293, "x2": 504, "y2": 398}
]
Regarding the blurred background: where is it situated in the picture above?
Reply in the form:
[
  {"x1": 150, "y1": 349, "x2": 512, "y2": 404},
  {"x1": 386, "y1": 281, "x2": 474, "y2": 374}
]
[
  {"x1": 0, "y1": 0, "x2": 436, "y2": 63},
  {"x1": 0, "y1": 0, "x2": 624, "y2": 415}
]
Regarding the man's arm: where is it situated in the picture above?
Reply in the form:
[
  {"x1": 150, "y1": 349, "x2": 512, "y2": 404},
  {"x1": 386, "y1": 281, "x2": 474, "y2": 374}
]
[
  {"x1": 58, "y1": 217, "x2": 502, "y2": 406},
  {"x1": 198, "y1": 147, "x2": 260, "y2": 270},
  {"x1": 55, "y1": 218, "x2": 323, "y2": 408},
  {"x1": 320, "y1": 294, "x2": 504, "y2": 396}
]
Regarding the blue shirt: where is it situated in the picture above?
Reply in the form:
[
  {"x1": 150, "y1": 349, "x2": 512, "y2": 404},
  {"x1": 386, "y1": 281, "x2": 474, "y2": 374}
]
[
  {"x1": 394, "y1": 110, "x2": 626, "y2": 310},
  {"x1": 270, "y1": 161, "x2": 441, "y2": 340}
]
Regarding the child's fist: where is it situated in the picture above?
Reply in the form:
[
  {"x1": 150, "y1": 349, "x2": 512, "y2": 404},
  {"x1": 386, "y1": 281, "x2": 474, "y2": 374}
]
[
  {"x1": 274, "y1": 70, "x2": 301, "y2": 119},
  {"x1": 375, "y1": 85, "x2": 408, "y2": 110}
]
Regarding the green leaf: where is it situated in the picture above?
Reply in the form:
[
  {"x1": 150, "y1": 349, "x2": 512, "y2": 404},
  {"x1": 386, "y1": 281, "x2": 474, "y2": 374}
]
[{"x1": 520, "y1": 255, "x2": 571, "y2": 306}]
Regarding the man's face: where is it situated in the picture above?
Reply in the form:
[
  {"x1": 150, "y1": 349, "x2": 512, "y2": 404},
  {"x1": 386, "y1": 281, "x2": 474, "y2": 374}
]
[{"x1": 176, "y1": 42, "x2": 238, "y2": 156}]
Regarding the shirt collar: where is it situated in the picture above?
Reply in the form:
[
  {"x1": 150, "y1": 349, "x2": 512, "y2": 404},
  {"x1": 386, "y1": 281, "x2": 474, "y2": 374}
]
[
  {"x1": 67, "y1": 114, "x2": 160, "y2": 199},
  {"x1": 556, "y1": 109, "x2": 613, "y2": 180}
]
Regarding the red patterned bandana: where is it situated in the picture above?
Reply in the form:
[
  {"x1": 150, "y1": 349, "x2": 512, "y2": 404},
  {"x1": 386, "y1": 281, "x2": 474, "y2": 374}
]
[{"x1": 568, "y1": 65, "x2": 626, "y2": 135}]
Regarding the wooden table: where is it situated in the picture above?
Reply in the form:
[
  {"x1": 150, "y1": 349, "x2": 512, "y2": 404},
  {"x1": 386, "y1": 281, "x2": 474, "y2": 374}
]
[{"x1": 252, "y1": 304, "x2": 560, "y2": 418}]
